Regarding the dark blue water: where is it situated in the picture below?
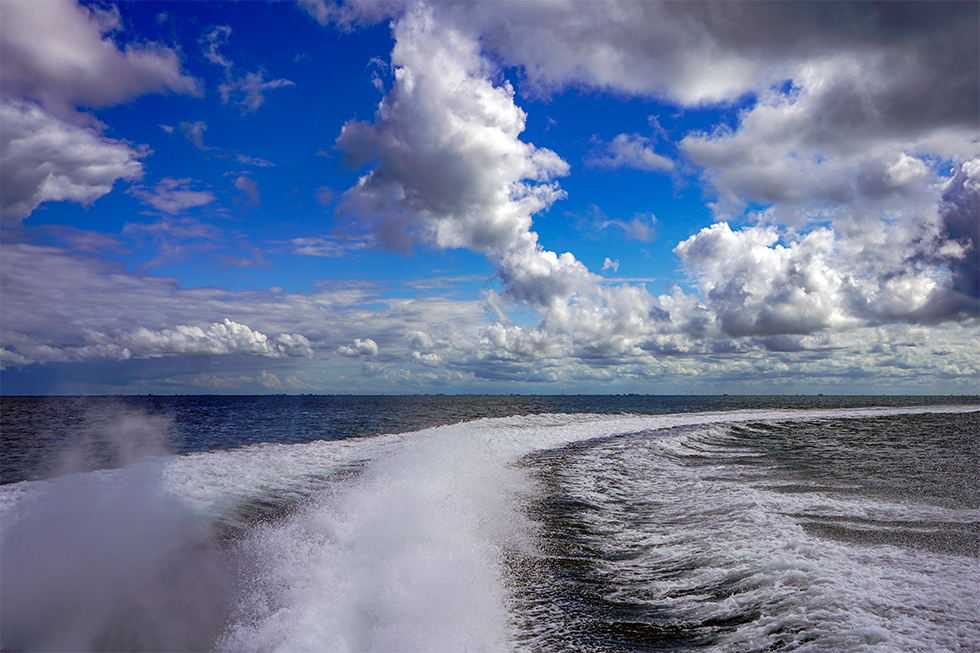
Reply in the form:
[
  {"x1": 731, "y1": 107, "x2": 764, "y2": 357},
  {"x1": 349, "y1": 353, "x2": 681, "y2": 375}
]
[{"x1": 1, "y1": 395, "x2": 977, "y2": 652}]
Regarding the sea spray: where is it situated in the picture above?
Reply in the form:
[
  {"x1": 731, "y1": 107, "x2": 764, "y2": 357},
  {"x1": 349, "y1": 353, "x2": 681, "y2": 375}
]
[
  {"x1": 217, "y1": 424, "x2": 537, "y2": 652},
  {"x1": 0, "y1": 407, "x2": 238, "y2": 652}
]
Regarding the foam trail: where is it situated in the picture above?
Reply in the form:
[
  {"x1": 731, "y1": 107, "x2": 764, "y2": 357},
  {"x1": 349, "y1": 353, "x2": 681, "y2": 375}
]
[
  {"x1": 219, "y1": 426, "x2": 535, "y2": 652},
  {"x1": 1, "y1": 403, "x2": 974, "y2": 652}
]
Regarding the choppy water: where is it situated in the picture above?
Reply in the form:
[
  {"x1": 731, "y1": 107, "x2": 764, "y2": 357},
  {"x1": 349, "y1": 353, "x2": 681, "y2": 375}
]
[{"x1": 1, "y1": 395, "x2": 977, "y2": 652}]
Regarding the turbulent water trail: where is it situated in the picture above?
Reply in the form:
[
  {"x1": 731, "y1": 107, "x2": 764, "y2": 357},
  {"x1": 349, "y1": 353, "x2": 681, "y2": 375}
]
[{"x1": 0, "y1": 404, "x2": 977, "y2": 652}]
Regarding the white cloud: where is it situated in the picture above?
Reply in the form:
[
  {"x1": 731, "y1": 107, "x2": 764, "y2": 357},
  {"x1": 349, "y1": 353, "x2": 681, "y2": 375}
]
[
  {"x1": 130, "y1": 178, "x2": 216, "y2": 215},
  {"x1": 287, "y1": 236, "x2": 370, "y2": 258},
  {"x1": 0, "y1": 0, "x2": 200, "y2": 115},
  {"x1": 87, "y1": 319, "x2": 311, "y2": 359},
  {"x1": 0, "y1": 0, "x2": 201, "y2": 220},
  {"x1": 602, "y1": 258, "x2": 619, "y2": 273},
  {"x1": 335, "y1": 4, "x2": 568, "y2": 255},
  {"x1": 587, "y1": 133, "x2": 673, "y2": 172},
  {"x1": 296, "y1": 0, "x2": 399, "y2": 30},
  {"x1": 2, "y1": 241, "x2": 976, "y2": 392},
  {"x1": 0, "y1": 100, "x2": 146, "y2": 219},
  {"x1": 673, "y1": 216, "x2": 978, "y2": 339},
  {"x1": 201, "y1": 25, "x2": 233, "y2": 70},
  {"x1": 674, "y1": 223, "x2": 852, "y2": 337},
  {"x1": 337, "y1": 338, "x2": 379, "y2": 357},
  {"x1": 309, "y1": 0, "x2": 978, "y2": 382}
]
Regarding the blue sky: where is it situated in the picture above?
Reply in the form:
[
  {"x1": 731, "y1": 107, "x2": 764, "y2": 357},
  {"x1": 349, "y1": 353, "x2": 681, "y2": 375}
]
[{"x1": 1, "y1": 0, "x2": 977, "y2": 395}]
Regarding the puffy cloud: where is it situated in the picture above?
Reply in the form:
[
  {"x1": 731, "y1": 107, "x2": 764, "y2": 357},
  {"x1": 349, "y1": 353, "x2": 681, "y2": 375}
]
[
  {"x1": 335, "y1": 4, "x2": 568, "y2": 255},
  {"x1": 0, "y1": 0, "x2": 200, "y2": 220},
  {"x1": 445, "y1": 1, "x2": 978, "y2": 119},
  {"x1": 89, "y1": 319, "x2": 312, "y2": 359},
  {"x1": 678, "y1": 82, "x2": 965, "y2": 223},
  {"x1": 129, "y1": 178, "x2": 217, "y2": 215},
  {"x1": 0, "y1": 0, "x2": 200, "y2": 115},
  {"x1": 587, "y1": 133, "x2": 673, "y2": 172},
  {"x1": 0, "y1": 100, "x2": 146, "y2": 219},
  {"x1": 674, "y1": 223, "x2": 852, "y2": 337},
  {"x1": 2, "y1": 241, "x2": 975, "y2": 392},
  {"x1": 337, "y1": 338, "x2": 379, "y2": 357},
  {"x1": 2, "y1": 319, "x2": 312, "y2": 367},
  {"x1": 0, "y1": 243, "x2": 484, "y2": 374},
  {"x1": 331, "y1": 5, "x2": 671, "y2": 358},
  {"x1": 313, "y1": 0, "x2": 978, "y2": 380},
  {"x1": 674, "y1": 216, "x2": 977, "y2": 339}
]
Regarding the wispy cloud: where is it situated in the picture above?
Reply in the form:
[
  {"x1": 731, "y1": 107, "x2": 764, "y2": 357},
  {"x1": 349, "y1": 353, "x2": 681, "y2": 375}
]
[
  {"x1": 129, "y1": 178, "x2": 216, "y2": 215},
  {"x1": 201, "y1": 25, "x2": 295, "y2": 114}
]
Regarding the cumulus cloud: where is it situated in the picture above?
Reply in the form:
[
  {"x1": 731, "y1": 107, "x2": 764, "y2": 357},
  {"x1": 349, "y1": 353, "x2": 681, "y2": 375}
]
[
  {"x1": 325, "y1": 0, "x2": 978, "y2": 374},
  {"x1": 674, "y1": 215, "x2": 978, "y2": 339},
  {"x1": 0, "y1": 0, "x2": 200, "y2": 115},
  {"x1": 587, "y1": 133, "x2": 673, "y2": 172},
  {"x1": 674, "y1": 223, "x2": 852, "y2": 337},
  {"x1": 0, "y1": 0, "x2": 200, "y2": 220},
  {"x1": 89, "y1": 319, "x2": 312, "y2": 359},
  {"x1": 130, "y1": 178, "x2": 217, "y2": 215},
  {"x1": 330, "y1": 5, "x2": 665, "y2": 353},
  {"x1": 938, "y1": 160, "x2": 980, "y2": 303},
  {"x1": 337, "y1": 338, "x2": 379, "y2": 357},
  {"x1": 335, "y1": 4, "x2": 568, "y2": 255},
  {"x1": 0, "y1": 100, "x2": 146, "y2": 219},
  {"x1": 0, "y1": 243, "x2": 486, "y2": 375}
]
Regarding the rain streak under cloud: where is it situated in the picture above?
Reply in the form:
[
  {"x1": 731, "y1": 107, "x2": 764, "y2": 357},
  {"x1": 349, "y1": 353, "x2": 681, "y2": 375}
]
[{"x1": 1, "y1": 0, "x2": 977, "y2": 395}]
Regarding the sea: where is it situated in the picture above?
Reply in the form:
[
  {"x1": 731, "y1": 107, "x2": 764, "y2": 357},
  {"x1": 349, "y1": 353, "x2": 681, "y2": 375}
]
[{"x1": 1, "y1": 395, "x2": 977, "y2": 653}]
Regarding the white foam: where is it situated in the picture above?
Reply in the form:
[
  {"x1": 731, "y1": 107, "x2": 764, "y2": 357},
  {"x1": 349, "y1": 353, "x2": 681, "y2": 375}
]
[
  {"x1": 1, "y1": 403, "x2": 974, "y2": 652},
  {"x1": 518, "y1": 417, "x2": 980, "y2": 653},
  {"x1": 217, "y1": 426, "x2": 536, "y2": 652}
]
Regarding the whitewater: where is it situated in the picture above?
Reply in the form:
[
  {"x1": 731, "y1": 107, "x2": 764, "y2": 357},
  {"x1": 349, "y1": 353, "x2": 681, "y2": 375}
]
[{"x1": 1, "y1": 397, "x2": 977, "y2": 652}]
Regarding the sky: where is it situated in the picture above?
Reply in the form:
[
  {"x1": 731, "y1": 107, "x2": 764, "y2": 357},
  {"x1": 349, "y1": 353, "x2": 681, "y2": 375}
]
[{"x1": 0, "y1": 0, "x2": 978, "y2": 396}]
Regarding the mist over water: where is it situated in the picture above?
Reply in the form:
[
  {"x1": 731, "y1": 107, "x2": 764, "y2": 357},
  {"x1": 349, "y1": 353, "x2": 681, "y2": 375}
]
[
  {"x1": 1, "y1": 407, "x2": 238, "y2": 652},
  {"x1": 1, "y1": 396, "x2": 977, "y2": 652}
]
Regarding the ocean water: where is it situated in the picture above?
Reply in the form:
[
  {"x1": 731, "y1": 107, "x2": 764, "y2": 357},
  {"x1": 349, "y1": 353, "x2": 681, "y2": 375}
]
[{"x1": 0, "y1": 395, "x2": 977, "y2": 652}]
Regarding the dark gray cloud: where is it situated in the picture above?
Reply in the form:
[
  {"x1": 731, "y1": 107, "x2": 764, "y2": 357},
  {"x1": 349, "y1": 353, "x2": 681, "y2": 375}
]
[{"x1": 939, "y1": 162, "x2": 980, "y2": 302}]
